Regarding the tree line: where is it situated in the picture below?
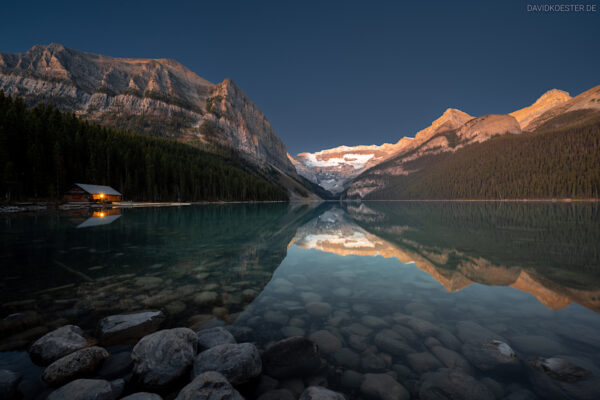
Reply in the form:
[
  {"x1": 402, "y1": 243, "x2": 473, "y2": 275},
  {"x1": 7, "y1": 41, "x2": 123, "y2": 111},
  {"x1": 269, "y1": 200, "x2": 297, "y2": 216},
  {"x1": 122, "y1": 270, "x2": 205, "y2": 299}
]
[
  {"x1": 0, "y1": 92, "x2": 288, "y2": 202},
  {"x1": 364, "y1": 114, "x2": 600, "y2": 200}
]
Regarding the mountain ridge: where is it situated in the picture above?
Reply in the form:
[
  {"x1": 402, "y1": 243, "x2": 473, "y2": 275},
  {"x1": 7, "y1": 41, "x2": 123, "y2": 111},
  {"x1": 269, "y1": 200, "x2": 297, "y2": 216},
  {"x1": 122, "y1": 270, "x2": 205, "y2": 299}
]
[{"x1": 0, "y1": 43, "x2": 296, "y2": 175}]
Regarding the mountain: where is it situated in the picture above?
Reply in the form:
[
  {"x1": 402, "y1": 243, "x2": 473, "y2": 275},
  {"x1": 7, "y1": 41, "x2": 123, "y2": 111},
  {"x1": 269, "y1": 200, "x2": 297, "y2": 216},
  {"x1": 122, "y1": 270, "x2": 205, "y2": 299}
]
[
  {"x1": 291, "y1": 108, "x2": 472, "y2": 193},
  {"x1": 342, "y1": 86, "x2": 600, "y2": 199},
  {"x1": 0, "y1": 43, "x2": 295, "y2": 175},
  {"x1": 510, "y1": 89, "x2": 571, "y2": 131}
]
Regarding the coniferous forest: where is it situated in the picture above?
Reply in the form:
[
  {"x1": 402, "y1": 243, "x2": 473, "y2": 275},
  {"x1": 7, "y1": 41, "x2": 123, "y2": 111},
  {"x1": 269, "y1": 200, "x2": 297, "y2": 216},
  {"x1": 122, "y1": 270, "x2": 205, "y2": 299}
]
[
  {"x1": 365, "y1": 115, "x2": 600, "y2": 200},
  {"x1": 0, "y1": 92, "x2": 289, "y2": 202}
]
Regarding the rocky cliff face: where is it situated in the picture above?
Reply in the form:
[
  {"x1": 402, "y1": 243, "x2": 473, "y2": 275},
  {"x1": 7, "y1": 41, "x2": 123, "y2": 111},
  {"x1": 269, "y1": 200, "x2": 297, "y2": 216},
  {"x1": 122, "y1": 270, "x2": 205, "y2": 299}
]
[
  {"x1": 0, "y1": 43, "x2": 295, "y2": 174},
  {"x1": 510, "y1": 89, "x2": 571, "y2": 131}
]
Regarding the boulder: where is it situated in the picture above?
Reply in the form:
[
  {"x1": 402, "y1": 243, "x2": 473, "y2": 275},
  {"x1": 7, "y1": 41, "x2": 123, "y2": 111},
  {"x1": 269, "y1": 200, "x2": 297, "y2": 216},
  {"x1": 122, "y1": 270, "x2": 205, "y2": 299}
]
[
  {"x1": 121, "y1": 394, "x2": 163, "y2": 400},
  {"x1": 361, "y1": 373, "x2": 410, "y2": 400},
  {"x1": 30, "y1": 325, "x2": 88, "y2": 365},
  {"x1": 262, "y1": 337, "x2": 320, "y2": 379},
  {"x1": 192, "y1": 343, "x2": 261, "y2": 385},
  {"x1": 196, "y1": 327, "x2": 236, "y2": 350},
  {"x1": 462, "y1": 339, "x2": 520, "y2": 374},
  {"x1": 419, "y1": 369, "x2": 494, "y2": 400},
  {"x1": 175, "y1": 371, "x2": 243, "y2": 400},
  {"x1": 299, "y1": 386, "x2": 346, "y2": 400},
  {"x1": 42, "y1": 346, "x2": 109, "y2": 386},
  {"x1": 99, "y1": 311, "x2": 165, "y2": 345},
  {"x1": 131, "y1": 328, "x2": 198, "y2": 388},
  {"x1": 0, "y1": 369, "x2": 21, "y2": 399},
  {"x1": 47, "y1": 378, "x2": 124, "y2": 400}
]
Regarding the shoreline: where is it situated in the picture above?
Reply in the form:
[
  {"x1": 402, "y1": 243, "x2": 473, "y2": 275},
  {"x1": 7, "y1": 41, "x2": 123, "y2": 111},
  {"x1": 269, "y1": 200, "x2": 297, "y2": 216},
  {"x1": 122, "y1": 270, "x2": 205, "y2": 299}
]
[{"x1": 2, "y1": 197, "x2": 599, "y2": 213}]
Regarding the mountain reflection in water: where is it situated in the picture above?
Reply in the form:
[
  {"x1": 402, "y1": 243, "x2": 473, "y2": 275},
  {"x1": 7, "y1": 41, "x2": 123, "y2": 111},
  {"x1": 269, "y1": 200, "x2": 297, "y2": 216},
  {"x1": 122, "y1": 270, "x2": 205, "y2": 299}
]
[{"x1": 290, "y1": 203, "x2": 600, "y2": 313}]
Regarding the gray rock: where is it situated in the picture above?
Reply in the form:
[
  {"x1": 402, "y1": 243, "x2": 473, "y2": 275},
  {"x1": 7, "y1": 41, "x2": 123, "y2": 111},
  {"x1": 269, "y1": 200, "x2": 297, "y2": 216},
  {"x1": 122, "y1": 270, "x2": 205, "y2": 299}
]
[
  {"x1": 99, "y1": 311, "x2": 165, "y2": 345},
  {"x1": 196, "y1": 327, "x2": 236, "y2": 350},
  {"x1": 121, "y1": 393, "x2": 163, "y2": 400},
  {"x1": 42, "y1": 346, "x2": 109, "y2": 386},
  {"x1": 0, "y1": 369, "x2": 20, "y2": 400},
  {"x1": 132, "y1": 328, "x2": 198, "y2": 388},
  {"x1": 262, "y1": 337, "x2": 320, "y2": 379},
  {"x1": 374, "y1": 329, "x2": 413, "y2": 357},
  {"x1": 299, "y1": 386, "x2": 346, "y2": 400},
  {"x1": 254, "y1": 375, "x2": 279, "y2": 396},
  {"x1": 406, "y1": 352, "x2": 443, "y2": 373},
  {"x1": 175, "y1": 371, "x2": 243, "y2": 400},
  {"x1": 419, "y1": 369, "x2": 494, "y2": 400},
  {"x1": 30, "y1": 325, "x2": 88, "y2": 365},
  {"x1": 192, "y1": 343, "x2": 261, "y2": 385},
  {"x1": 258, "y1": 389, "x2": 295, "y2": 400},
  {"x1": 309, "y1": 330, "x2": 342, "y2": 354},
  {"x1": 193, "y1": 291, "x2": 218, "y2": 306},
  {"x1": 462, "y1": 339, "x2": 520, "y2": 373},
  {"x1": 361, "y1": 373, "x2": 409, "y2": 400},
  {"x1": 47, "y1": 378, "x2": 124, "y2": 400},
  {"x1": 480, "y1": 377, "x2": 504, "y2": 399},
  {"x1": 280, "y1": 377, "x2": 305, "y2": 397},
  {"x1": 528, "y1": 357, "x2": 591, "y2": 382},
  {"x1": 97, "y1": 351, "x2": 132, "y2": 380},
  {"x1": 361, "y1": 352, "x2": 388, "y2": 372},
  {"x1": 306, "y1": 302, "x2": 333, "y2": 317}
]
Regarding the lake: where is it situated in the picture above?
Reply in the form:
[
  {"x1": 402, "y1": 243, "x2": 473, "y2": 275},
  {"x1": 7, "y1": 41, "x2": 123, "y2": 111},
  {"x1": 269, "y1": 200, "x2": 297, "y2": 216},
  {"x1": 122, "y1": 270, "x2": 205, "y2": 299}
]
[{"x1": 1, "y1": 202, "x2": 600, "y2": 399}]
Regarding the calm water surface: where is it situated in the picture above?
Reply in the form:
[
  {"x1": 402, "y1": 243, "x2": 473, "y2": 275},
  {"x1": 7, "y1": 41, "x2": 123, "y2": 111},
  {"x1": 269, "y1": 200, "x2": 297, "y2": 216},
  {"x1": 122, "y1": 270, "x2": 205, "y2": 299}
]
[{"x1": 1, "y1": 202, "x2": 599, "y2": 399}]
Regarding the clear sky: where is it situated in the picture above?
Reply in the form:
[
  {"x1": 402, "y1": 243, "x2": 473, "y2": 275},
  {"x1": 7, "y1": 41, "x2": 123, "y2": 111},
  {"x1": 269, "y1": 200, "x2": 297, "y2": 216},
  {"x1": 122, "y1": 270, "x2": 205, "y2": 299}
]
[{"x1": 1, "y1": 0, "x2": 599, "y2": 154}]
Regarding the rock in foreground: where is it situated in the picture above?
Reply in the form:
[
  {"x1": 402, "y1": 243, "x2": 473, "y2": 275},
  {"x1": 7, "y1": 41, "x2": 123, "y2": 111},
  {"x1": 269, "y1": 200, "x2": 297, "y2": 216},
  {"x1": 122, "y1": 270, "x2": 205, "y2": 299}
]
[
  {"x1": 30, "y1": 325, "x2": 88, "y2": 365},
  {"x1": 47, "y1": 378, "x2": 124, "y2": 400},
  {"x1": 192, "y1": 343, "x2": 261, "y2": 385},
  {"x1": 132, "y1": 328, "x2": 198, "y2": 389},
  {"x1": 42, "y1": 346, "x2": 109, "y2": 386},
  {"x1": 361, "y1": 373, "x2": 409, "y2": 400},
  {"x1": 100, "y1": 311, "x2": 165, "y2": 345},
  {"x1": 0, "y1": 369, "x2": 21, "y2": 399},
  {"x1": 176, "y1": 371, "x2": 243, "y2": 400}
]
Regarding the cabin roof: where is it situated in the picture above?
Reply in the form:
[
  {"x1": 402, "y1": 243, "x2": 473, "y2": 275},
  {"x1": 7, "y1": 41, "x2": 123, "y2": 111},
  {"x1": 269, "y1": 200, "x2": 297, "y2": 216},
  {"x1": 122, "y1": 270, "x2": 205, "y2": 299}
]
[{"x1": 74, "y1": 183, "x2": 121, "y2": 196}]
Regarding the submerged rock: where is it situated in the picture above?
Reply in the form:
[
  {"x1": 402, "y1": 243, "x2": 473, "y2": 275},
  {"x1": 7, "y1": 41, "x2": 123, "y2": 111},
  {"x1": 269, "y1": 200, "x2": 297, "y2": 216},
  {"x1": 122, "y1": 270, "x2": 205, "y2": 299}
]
[
  {"x1": 175, "y1": 371, "x2": 243, "y2": 400},
  {"x1": 306, "y1": 302, "x2": 333, "y2": 317},
  {"x1": 406, "y1": 351, "x2": 443, "y2": 373},
  {"x1": 42, "y1": 346, "x2": 109, "y2": 386},
  {"x1": 462, "y1": 339, "x2": 520, "y2": 373},
  {"x1": 196, "y1": 327, "x2": 236, "y2": 350},
  {"x1": 47, "y1": 378, "x2": 124, "y2": 400},
  {"x1": 361, "y1": 373, "x2": 410, "y2": 400},
  {"x1": 0, "y1": 369, "x2": 21, "y2": 399},
  {"x1": 99, "y1": 311, "x2": 165, "y2": 345},
  {"x1": 30, "y1": 325, "x2": 89, "y2": 365},
  {"x1": 192, "y1": 343, "x2": 261, "y2": 385},
  {"x1": 374, "y1": 329, "x2": 413, "y2": 357},
  {"x1": 299, "y1": 386, "x2": 346, "y2": 400},
  {"x1": 528, "y1": 357, "x2": 591, "y2": 382},
  {"x1": 262, "y1": 337, "x2": 321, "y2": 379},
  {"x1": 97, "y1": 351, "x2": 133, "y2": 380},
  {"x1": 309, "y1": 330, "x2": 342, "y2": 354},
  {"x1": 258, "y1": 389, "x2": 295, "y2": 400},
  {"x1": 419, "y1": 368, "x2": 494, "y2": 400},
  {"x1": 430, "y1": 345, "x2": 473, "y2": 373},
  {"x1": 131, "y1": 328, "x2": 198, "y2": 389}
]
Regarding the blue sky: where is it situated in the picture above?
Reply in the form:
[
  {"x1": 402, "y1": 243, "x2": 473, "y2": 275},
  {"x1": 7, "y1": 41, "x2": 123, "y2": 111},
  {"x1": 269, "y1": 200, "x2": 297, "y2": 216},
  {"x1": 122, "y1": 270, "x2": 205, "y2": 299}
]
[{"x1": 1, "y1": 0, "x2": 599, "y2": 154}]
